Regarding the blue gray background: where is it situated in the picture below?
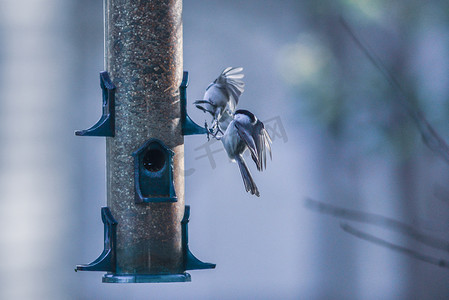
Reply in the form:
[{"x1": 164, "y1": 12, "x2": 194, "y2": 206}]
[{"x1": 1, "y1": 0, "x2": 449, "y2": 299}]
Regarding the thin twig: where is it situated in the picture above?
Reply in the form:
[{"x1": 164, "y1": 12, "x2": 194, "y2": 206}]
[
  {"x1": 341, "y1": 223, "x2": 449, "y2": 269},
  {"x1": 339, "y1": 16, "x2": 449, "y2": 165},
  {"x1": 305, "y1": 198, "x2": 449, "y2": 253}
]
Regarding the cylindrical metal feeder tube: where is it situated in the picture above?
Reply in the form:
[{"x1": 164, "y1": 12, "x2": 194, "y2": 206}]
[{"x1": 104, "y1": 0, "x2": 184, "y2": 279}]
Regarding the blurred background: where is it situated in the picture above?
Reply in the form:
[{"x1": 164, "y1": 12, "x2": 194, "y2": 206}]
[{"x1": 1, "y1": 0, "x2": 449, "y2": 299}]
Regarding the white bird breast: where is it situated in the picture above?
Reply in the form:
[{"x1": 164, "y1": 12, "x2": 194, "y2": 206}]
[
  {"x1": 204, "y1": 85, "x2": 228, "y2": 107},
  {"x1": 221, "y1": 121, "x2": 244, "y2": 160}
]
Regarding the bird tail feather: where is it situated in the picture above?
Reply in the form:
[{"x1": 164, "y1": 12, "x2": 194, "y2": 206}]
[
  {"x1": 194, "y1": 100, "x2": 215, "y2": 114},
  {"x1": 236, "y1": 156, "x2": 260, "y2": 197}
]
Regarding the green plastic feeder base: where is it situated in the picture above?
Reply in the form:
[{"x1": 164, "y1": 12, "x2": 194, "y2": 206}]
[{"x1": 102, "y1": 273, "x2": 191, "y2": 283}]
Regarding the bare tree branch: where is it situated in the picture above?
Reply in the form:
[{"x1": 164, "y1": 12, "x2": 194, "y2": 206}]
[
  {"x1": 305, "y1": 198, "x2": 449, "y2": 253},
  {"x1": 341, "y1": 223, "x2": 449, "y2": 269},
  {"x1": 339, "y1": 16, "x2": 449, "y2": 165}
]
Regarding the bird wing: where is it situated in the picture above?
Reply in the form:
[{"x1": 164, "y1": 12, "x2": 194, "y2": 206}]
[
  {"x1": 234, "y1": 121, "x2": 259, "y2": 166},
  {"x1": 235, "y1": 119, "x2": 272, "y2": 171},
  {"x1": 215, "y1": 67, "x2": 245, "y2": 112},
  {"x1": 253, "y1": 120, "x2": 272, "y2": 171}
]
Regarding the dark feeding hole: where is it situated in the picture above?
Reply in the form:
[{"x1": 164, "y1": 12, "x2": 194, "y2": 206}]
[{"x1": 143, "y1": 148, "x2": 166, "y2": 172}]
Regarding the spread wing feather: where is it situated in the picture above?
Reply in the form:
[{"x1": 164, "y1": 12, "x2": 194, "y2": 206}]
[
  {"x1": 215, "y1": 67, "x2": 245, "y2": 112},
  {"x1": 235, "y1": 119, "x2": 272, "y2": 171},
  {"x1": 235, "y1": 121, "x2": 258, "y2": 165}
]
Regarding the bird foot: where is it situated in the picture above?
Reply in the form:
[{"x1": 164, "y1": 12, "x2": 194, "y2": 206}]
[
  {"x1": 204, "y1": 121, "x2": 211, "y2": 141},
  {"x1": 204, "y1": 120, "x2": 222, "y2": 141}
]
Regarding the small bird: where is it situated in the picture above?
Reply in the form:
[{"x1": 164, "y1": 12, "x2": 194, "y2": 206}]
[
  {"x1": 195, "y1": 67, "x2": 245, "y2": 132},
  {"x1": 214, "y1": 109, "x2": 272, "y2": 196}
]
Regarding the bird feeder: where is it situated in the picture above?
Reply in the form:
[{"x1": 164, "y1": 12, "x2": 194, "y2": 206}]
[
  {"x1": 75, "y1": 0, "x2": 214, "y2": 283},
  {"x1": 133, "y1": 138, "x2": 177, "y2": 203}
]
